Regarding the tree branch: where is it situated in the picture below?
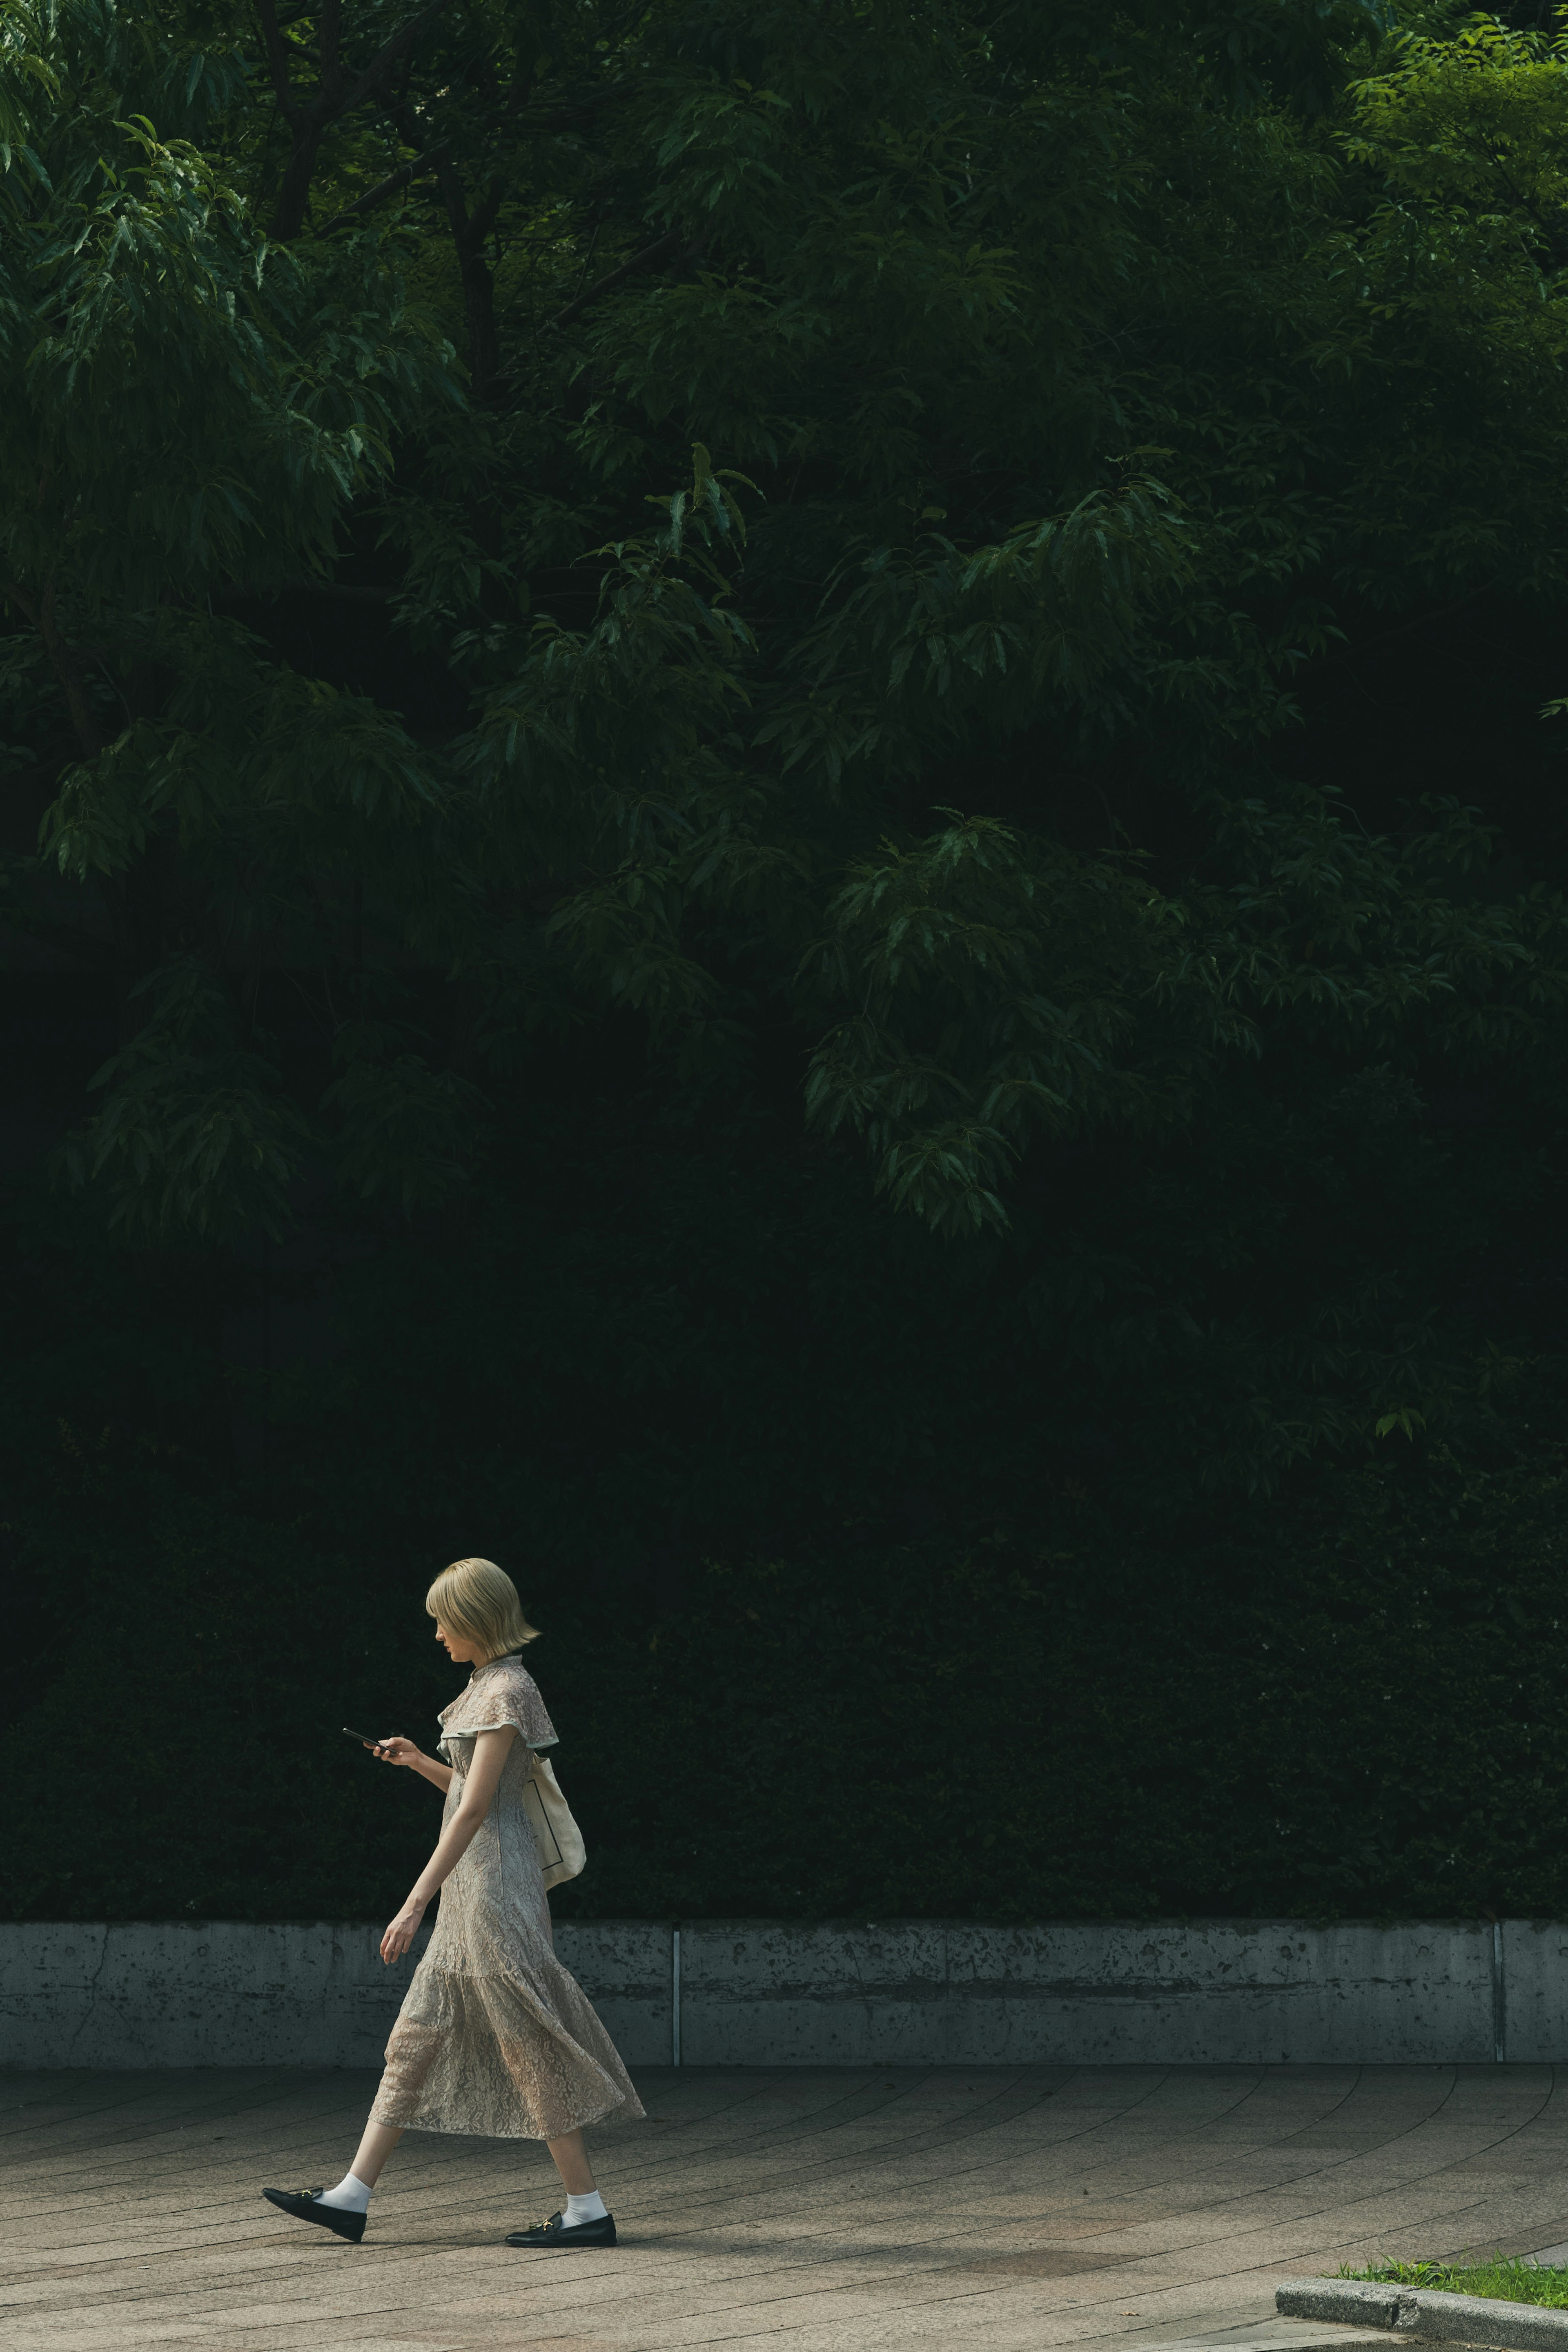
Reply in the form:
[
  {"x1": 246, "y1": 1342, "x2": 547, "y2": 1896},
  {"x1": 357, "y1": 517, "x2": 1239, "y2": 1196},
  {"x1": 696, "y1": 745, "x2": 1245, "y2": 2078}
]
[
  {"x1": 508, "y1": 82, "x2": 636, "y2": 132},
  {"x1": 252, "y1": 0, "x2": 298, "y2": 119},
  {"x1": 480, "y1": 226, "x2": 698, "y2": 396},
  {"x1": 550, "y1": 226, "x2": 682, "y2": 332},
  {"x1": 319, "y1": 0, "x2": 342, "y2": 91},
  {"x1": 268, "y1": 0, "x2": 457, "y2": 241},
  {"x1": 315, "y1": 142, "x2": 451, "y2": 236},
  {"x1": 434, "y1": 149, "x2": 469, "y2": 238},
  {"x1": 468, "y1": 179, "x2": 505, "y2": 249},
  {"x1": 435, "y1": 157, "x2": 501, "y2": 386}
]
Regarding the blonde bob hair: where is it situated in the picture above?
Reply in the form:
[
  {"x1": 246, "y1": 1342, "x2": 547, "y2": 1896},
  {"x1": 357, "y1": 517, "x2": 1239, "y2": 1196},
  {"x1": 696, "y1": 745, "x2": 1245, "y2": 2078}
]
[{"x1": 426, "y1": 1557, "x2": 539, "y2": 1661}]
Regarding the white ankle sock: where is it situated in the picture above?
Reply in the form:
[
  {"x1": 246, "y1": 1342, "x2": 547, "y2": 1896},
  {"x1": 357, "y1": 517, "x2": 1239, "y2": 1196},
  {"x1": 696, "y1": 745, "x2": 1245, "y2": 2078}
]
[
  {"x1": 565, "y1": 2190, "x2": 607, "y2": 2225},
  {"x1": 318, "y1": 2172, "x2": 372, "y2": 2213}
]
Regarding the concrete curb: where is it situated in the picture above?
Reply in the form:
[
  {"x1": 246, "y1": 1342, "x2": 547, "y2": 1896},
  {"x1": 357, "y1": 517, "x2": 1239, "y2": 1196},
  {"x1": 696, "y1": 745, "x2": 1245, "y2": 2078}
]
[{"x1": 1277, "y1": 2279, "x2": 1568, "y2": 2348}]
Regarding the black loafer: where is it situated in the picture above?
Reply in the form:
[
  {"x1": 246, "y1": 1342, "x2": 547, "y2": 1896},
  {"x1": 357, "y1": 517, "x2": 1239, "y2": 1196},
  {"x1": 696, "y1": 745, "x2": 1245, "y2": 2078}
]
[
  {"x1": 505, "y1": 2209, "x2": 617, "y2": 2248},
  {"x1": 262, "y1": 2186, "x2": 366, "y2": 2243}
]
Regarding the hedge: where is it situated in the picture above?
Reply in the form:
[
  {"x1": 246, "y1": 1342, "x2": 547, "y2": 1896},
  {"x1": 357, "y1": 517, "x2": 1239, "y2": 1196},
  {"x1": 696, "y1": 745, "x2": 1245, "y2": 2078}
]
[{"x1": 6, "y1": 1439, "x2": 1567, "y2": 1924}]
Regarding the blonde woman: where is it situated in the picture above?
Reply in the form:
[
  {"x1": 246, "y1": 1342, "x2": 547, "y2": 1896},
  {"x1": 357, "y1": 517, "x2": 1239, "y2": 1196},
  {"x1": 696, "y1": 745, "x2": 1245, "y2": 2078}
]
[{"x1": 263, "y1": 1557, "x2": 643, "y2": 2246}]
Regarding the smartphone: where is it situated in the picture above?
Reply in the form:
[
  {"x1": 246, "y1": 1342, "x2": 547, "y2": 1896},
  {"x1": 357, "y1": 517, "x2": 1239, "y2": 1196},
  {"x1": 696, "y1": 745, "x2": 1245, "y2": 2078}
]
[{"x1": 343, "y1": 1725, "x2": 385, "y2": 1748}]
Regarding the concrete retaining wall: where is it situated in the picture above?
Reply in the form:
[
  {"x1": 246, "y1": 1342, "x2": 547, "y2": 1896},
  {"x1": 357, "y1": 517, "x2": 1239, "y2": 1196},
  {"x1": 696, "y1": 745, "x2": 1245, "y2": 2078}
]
[{"x1": 3, "y1": 1918, "x2": 1564, "y2": 2069}]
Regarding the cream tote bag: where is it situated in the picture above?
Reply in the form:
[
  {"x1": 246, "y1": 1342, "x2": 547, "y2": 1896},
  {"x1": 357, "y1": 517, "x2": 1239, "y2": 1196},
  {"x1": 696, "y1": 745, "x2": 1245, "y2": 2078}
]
[{"x1": 521, "y1": 1751, "x2": 586, "y2": 1889}]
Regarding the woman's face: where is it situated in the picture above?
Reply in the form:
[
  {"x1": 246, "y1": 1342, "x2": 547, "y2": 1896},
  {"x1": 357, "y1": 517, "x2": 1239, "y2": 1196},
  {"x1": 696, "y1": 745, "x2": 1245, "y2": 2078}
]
[{"x1": 435, "y1": 1619, "x2": 486, "y2": 1666}]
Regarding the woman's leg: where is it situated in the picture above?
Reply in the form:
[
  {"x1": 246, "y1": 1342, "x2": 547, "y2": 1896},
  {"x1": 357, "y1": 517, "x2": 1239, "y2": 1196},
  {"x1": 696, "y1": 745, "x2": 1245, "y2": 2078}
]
[
  {"x1": 265, "y1": 2113, "x2": 403, "y2": 2232},
  {"x1": 546, "y1": 2127, "x2": 596, "y2": 2196},
  {"x1": 346, "y1": 2118, "x2": 404, "y2": 2189},
  {"x1": 503, "y1": 2127, "x2": 610, "y2": 2242}
]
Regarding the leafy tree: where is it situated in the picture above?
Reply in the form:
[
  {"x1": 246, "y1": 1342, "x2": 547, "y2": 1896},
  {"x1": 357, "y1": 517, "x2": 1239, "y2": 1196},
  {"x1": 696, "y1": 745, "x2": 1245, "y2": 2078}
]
[{"x1": 3, "y1": 0, "x2": 1568, "y2": 1525}]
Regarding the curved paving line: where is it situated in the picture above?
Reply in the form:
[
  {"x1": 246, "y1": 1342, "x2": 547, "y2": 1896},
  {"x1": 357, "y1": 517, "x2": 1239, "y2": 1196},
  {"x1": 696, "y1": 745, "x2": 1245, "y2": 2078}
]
[{"x1": 11, "y1": 2066, "x2": 1568, "y2": 2352}]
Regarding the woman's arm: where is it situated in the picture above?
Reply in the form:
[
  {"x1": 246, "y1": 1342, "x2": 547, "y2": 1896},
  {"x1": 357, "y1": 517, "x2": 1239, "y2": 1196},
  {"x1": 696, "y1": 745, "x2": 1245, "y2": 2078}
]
[
  {"x1": 365, "y1": 1734, "x2": 452, "y2": 1794},
  {"x1": 380, "y1": 1726, "x2": 518, "y2": 1962}
]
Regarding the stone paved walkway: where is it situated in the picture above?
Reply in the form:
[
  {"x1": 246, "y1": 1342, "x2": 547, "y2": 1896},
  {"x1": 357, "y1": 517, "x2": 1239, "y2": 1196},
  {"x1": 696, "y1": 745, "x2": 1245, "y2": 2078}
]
[{"x1": 5, "y1": 2064, "x2": 1568, "y2": 2352}]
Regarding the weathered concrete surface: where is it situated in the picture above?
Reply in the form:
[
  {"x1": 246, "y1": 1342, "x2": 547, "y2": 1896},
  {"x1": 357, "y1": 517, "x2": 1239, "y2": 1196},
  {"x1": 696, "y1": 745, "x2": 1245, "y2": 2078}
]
[
  {"x1": 0, "y1": 1918, "x2": 1534, "y2": 2070},
  {"x1": 1503, "y1": 1927, "x2": 1568, "y2": 2067},
  {"x1": 681, "y1": 1922, "x2": 1500, "y2": 2067},
  {"x1": 1278, "y1": 2278, "x2": 1568, "y2": 2349},
  {"x1": 0, "y1": 1921, "x2": 431, "y2": 2068},
  {"x1": 1278, "y1": 2281, "x2": 1408, "y2": 2329},
  {"x1": 0, "y1": 1919, "x2": 672, "y2": 2067},
  {"x1": 4, "y1": 2062, "x2": 1568, "y2": 2352}
]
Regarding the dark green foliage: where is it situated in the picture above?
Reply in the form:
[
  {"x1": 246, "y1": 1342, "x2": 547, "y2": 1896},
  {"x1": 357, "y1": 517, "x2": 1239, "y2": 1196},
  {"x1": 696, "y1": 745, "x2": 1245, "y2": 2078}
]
[
  {"x1": 9, "y1": 1437, "x2": 1568, "y2": 1923},
  {"x1": 5, "y1": 2, "x2": 1568, "y2": 1452},
  {"x1": 7, "y1": 0, "x2": 1568, "y2": 1927}
]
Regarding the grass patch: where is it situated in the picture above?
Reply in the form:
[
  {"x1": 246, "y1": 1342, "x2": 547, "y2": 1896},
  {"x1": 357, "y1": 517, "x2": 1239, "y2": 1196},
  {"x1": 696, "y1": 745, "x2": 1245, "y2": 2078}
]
[{"x1": 1339, "y1": 2260, "x2": 1568, "y2": 2309}]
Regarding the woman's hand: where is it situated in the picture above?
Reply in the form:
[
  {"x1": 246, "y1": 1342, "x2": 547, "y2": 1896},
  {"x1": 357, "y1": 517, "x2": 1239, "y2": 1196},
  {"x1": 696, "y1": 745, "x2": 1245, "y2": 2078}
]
[
  {"x1": 381, "y1": 1902, "x2": 426, "y2": 1964},
  {"x1": 368, "y1": 1735, "x2": 421, "y2": 1767}
]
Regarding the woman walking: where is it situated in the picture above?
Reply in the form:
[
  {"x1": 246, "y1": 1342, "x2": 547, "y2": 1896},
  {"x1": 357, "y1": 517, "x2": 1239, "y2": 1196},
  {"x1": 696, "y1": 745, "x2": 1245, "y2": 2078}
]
[{"x1": 263, "y1": 1557, "x2": 644, "y2": 2246}]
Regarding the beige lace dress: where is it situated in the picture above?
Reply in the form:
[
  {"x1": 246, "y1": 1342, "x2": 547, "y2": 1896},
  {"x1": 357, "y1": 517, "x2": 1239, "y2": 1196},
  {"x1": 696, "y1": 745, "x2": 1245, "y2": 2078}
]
[{"x1": 370, "y1": 1655, "x2": 644, "y2": 2141}]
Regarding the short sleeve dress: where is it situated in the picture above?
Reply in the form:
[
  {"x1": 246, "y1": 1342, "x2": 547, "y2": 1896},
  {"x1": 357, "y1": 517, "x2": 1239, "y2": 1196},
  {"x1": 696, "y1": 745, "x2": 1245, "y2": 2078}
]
[{"x1": 370, "y1": 1654, "x2": 645, "y2": 2141}]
